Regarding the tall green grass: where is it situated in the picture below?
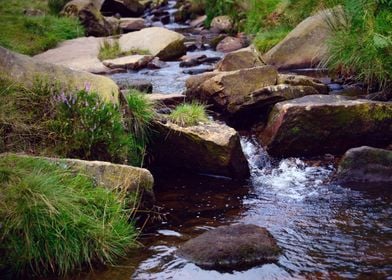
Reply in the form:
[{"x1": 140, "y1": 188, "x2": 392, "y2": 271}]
[
  {"x1": 168, "y1": 102, "x2": 209, "y2": 127},
  {"x1": 98, "y1": 39, "x2": 151, "y2": 61},
  {"x1": 0, "y1": 0, "x2": 84, "y2": 55},
  {"x1": 0, "y1": 155, "x2": 137, "y2": 277},
  {"x1": 0, "y1": 77, "x2": 155, "y2": 166},
  {"x1": 323, "y1": 0, "x2": 392, "y2": 90}
]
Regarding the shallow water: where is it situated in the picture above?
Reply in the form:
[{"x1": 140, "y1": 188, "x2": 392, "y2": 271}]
[
  {"x1": 100, "y1": 2, "x2": 392, "y2": 278},
  {"x1": 73, "y1": 138, "x2": 392, "y2": 280}
]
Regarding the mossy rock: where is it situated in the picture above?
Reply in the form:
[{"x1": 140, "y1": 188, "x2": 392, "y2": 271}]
[{"x1": 260, "y1": 95, "x2": 392, "y2": 157}]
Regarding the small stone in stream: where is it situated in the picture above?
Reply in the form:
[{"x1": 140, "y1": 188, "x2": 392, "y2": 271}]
[
  {"x1": 160, "y1": 15, "x2": 171, "y2": 25},
  {"x1": 328, "y1": 83, "x2": 343, "y2": 91},
  {"x1": 116, "y1": 79, "x2": 153, "y2": 93},
  {"x1": 178, "y1": 224, "x2": 280, "y2": 270},
  {"x1": 182, "y1": 68, "x2": 214, "y2": 75},
  {"x1": 147, "y1": 57, "x2": 168, "y2": 69},
  {"x1": 216, "y1": 36, "x2": 245, "y2": 53}
]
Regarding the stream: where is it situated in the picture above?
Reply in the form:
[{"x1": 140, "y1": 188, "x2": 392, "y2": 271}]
[{"x1": 77, "y1": 1, "x2": 392, "y2": 279}]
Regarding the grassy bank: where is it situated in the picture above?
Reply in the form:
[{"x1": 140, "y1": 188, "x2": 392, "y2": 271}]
[
  {"x1": 0, "y1": 77, "x2": 155, "y2": 166},
  {"x1": 0, "y1": 0, "x2": 83, "y2": 55},
  {"x1": 0, "y1": 155, "x2": 137, "y2": 277}
]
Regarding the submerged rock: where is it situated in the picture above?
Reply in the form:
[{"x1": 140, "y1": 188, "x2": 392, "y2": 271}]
[
  {"x1": 216, "y1": 46, "x2": 265, "y2": 72},
  {"x1": 119, "y1": 27, "x2": 186, "y2": 60},
  {"x1": 151, "y1": 119, "x2": 250, "y2": 179},
  {"x1": 0, "y1": 153, "x2": 155, "y2": 204},
  {"x1": 178, "y1": 224, "x2": 280, "y2": 270},
  {"x1": 336, "y1": 146, "x2": 392, "y2": 186},
  {"x1": 263, "y1": 7, "x2": 343, "y2": 69},
  {"x1": 259, "y1": 95, "x2": 392, "y2": 157},
  {"x1": 0, "y1": 46, "x2": 119, "y2": 103}
]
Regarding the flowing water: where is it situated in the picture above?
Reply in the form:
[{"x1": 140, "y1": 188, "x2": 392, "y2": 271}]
[{"x1": 80, "y1": 2, "x2": 392, "y2": 279}]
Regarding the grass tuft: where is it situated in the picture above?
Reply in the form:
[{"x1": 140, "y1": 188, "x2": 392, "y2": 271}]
[
  {"x1": 0, "y1": 155, "x2": 137, "y2": 277},
  {"x1": 168, "y1": 102, "x2": 209, "y2": 127},
  {"x1": 98, "y1": 39, "x2": 151, "y2": 61}
]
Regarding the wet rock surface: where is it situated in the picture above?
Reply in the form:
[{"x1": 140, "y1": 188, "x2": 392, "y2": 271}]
[
  {"x1": 336, "y1": 146, "x2": 392, "y2": 187},
  {"x1": 178, "y1": 224, "x2": 280, "y2": 270},
  {"x1": 259, "y1": 95, "x2": 392, "y2": 157},
  {"x1": 151, "y1": 118, "x2": 250, "y2": 180}
]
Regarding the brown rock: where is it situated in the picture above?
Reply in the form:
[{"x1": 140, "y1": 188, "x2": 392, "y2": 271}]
[
  {"x1": 259, "y1": 95, "x2": 392, "y2": 157},
  {"x1": 103, "y1": 54, "x2": 154, "y2": 70},
  {"x1": 216, "y1": 46, "x2": 265, "y2": 72},
  {"x1": 216, "y1": 36, "x2": 244, "y2": 53},
  {"x1": 178, "y1": 224, "x2": 280, "y2": 270}
]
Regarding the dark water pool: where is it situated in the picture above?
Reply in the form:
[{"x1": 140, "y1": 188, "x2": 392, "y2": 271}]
[{"x1": 73, "y1": 138, "x2": 392, "y2": 280}]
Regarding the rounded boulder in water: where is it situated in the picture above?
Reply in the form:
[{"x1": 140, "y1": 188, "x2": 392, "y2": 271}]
[{"x1": 178, "y1": 224, "x2": 281, "y2": 270}]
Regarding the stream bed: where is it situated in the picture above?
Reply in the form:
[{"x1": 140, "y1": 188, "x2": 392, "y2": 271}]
[{"x1": 77, "y1": 2, "x2": 392, "y2": 279}]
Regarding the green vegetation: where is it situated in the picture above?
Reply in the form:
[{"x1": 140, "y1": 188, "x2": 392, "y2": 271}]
[
  {"x1": 124, "y1": 90, "x2": 156, "y2": 144},
  {"x1": 48, "y1": 0, "x2": 69, "y2": 14},
  {"x1": 98, "y1": 39, "x2": 151, "y2": 61},
  {"x1": 0, "y1": 0, "x2": 84, "y2": 55},
  {"x1": 0, "y1": 77, "x2": 155, "y2": 166},
  {"x1": 253, "y1": 25, "x2": 291, "y2": 53},
  {"x1": 168, "y1": 102, "x2": 209, "y2": 127},
  {"x1": 0, "y1": 155, "x2": 137, "y2": 277},
  {"x1": 323, "y1": 0, "x2": 392, "y2": 91}
]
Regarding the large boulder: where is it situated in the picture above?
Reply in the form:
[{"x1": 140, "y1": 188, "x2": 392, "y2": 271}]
[
  {"x1": 216, "y1": 46, "x2": 265, "y2": 72},
  {"x1": 151, "y1": 119, "x2": 250, "y2": 180},
  {"x1": 101, "y1": 0, "x2": 145, "y2": 17},
  {"x1": 178, "y1": 224, "x2": 280, "y2": 270},
  {"x1": 259, "y1": 95, "x2": 392, "y2": 157},
  {"x1": 61, "y1": 0, "x2": 119, "y2": 36},
  {"x1": 336, "y1": 146, "x2": 392, "y2": 187},
  {"x1": 34, "y1": 37, "x2": 109, "y2": 74},
  {"x1": 187, "y1": 66, "x2": 278, "y2": 115},
  {"x1": 263, "y1": 8, "x2": 342, "y2": 69},
  {"x1": 0, "y1": 46, "x2": 119, "y2": 103},
  {"x1": 0, "y1": 153, "x2": 154, "y2": 204},
  {"x1": 119, "y1": 27, "x2": 186, "y2": 61}
]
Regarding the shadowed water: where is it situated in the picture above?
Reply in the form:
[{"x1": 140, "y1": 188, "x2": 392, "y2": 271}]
[{"x1": 73, "y1": 138, "x2": 392, "y2": 280}]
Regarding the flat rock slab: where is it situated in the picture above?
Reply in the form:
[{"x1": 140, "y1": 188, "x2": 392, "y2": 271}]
[
  {"x1": 145, "y1": 93, "x2": 185, "y2": 108},
  {"x1": 119, "y1": 27, "x2": 186, "y2": 60},
  {"x1": 1, "y1": 46, "x2": 119, "y2": 103},
  {"x1": 152, "y1": 119, "x2": 250, "y2": 179},
  {"x1": 119, "y1": 17, "x2": 146, "y2": 31},
  {"x1": 336, "y1": 146, "x2": 392, "y2": 187},
  {"x1": 34, "y1": 37, "x2": 109, "y2": 74},
  {"x1": 260, "y1": 95, "x2": 392, "y2": 157},
  {"x1": 178, "y1": 224, "x2": 280, "y2": 270},
  {"x1": 103, "y1": 54, "x2": 154, "y2": 70}
]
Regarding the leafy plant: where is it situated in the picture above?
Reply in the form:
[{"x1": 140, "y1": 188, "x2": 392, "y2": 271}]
[
  {"x1": 0, "y1": 155, "x2": 137, "y2": 277},
  {"x1": 168, "y1": 102, "x2": 209, "y2": 127},
  {"x1": 50, "y1": 88, "x2": 138, "y2": 164}
]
